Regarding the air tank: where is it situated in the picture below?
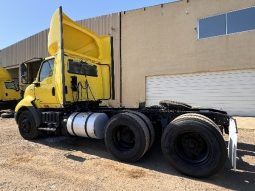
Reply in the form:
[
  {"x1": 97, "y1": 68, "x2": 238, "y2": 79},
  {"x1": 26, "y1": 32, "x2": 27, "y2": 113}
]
[{"x1": 66, "y1": 112, "x2": 109, "y2": 139}]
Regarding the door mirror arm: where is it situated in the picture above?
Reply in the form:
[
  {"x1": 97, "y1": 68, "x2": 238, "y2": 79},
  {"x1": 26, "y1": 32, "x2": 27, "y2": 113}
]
[{"x1": 33, "y1": 82, "x2": 40, "y2": 87}]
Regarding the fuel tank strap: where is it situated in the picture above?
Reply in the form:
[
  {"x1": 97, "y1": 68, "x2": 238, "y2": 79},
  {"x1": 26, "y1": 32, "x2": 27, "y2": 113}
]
[
  {"x1": 84, "y1": 113, "x2": 93, "y2": 138},
  {"x1": 71, "y1": 113, "x2": 80, "y2": 136}
]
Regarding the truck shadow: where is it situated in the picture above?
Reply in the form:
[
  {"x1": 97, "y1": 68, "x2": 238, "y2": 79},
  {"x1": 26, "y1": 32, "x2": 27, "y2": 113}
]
[{"x1": 33, "y1": 135, "x2": 255, "y2": 190}]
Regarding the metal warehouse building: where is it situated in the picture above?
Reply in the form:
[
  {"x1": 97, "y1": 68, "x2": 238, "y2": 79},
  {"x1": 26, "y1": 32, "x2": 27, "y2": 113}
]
[{"x1": 0, "y1": 0, "x2": 255, "y2": 116}]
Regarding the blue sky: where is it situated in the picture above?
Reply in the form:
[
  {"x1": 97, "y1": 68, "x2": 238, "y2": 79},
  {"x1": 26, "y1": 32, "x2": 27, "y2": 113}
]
[{"x1": 0, "y1": 0, "x2": 176, "y2": 49}]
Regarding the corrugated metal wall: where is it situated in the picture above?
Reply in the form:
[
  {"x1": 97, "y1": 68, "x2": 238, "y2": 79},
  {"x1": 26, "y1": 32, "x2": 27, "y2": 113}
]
[
  {"x1": 0, "y1": 13, "x2": 121, "y2": 107},
  {"x1": 0, "y1": 30, "x2": 49, "y2": 68}
]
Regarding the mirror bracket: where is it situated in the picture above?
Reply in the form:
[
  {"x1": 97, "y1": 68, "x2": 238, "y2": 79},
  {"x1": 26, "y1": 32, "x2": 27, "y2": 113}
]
[{"x1": 34, "y1": 82, "x2": 40, "y2": 87}]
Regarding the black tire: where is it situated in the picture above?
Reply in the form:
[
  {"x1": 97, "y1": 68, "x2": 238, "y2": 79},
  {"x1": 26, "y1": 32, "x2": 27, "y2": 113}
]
[
  {"x1": 126, "y1": 110, "x2": 155, "y2": 149},
  {"x1": 18, "y1": 111, "x2": 40, "y2": 140},
  {"x1": 159, "y1": 100, "x2": 192, "y2": 110},
  {"x1": 1, "y1": 112, "x2": 14, "y2": 118},
  {"x1": 161, "y1": 113, "x2": 227, "y2": 178},
  {"x1": 105, "y1": 112, "x2": 150, "y2": 162}
]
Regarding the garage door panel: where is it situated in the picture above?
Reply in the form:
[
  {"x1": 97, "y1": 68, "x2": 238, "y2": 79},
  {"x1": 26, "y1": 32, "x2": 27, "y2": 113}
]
[
  {"x1": 146, "y1": 70, "x2": 255, "y2": 116},
  {"x1": 148, "y1": 83, "x2": 255, "y2": 90},
  {"x1": 148, "y1": 89, "x2": 255, "y2": 94}
]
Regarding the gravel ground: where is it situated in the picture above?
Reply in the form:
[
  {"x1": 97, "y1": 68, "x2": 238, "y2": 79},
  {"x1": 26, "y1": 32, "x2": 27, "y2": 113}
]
[{"x1": 0, "y1": 118, "x2": 254, "y2": 191}]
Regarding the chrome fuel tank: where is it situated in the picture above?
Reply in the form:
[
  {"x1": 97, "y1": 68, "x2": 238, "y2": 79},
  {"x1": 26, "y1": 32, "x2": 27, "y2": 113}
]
[{"x1": 67, "y1": 112, "x2": 109, "y2": 139}]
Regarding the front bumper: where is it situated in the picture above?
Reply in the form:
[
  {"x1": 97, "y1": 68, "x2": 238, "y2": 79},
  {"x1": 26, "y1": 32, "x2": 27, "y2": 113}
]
[{"x1": 228, "y1": 118, "x2": 238, "y2": 170}]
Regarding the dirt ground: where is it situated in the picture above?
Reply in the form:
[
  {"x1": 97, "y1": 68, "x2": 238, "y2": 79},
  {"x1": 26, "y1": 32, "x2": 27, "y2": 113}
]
[
  {"x1": 0, "y1": 118, "x2": 254, "y2": 191},
  {"x1": 234, "y1": 117, "x2": 255, "y2": 130}
]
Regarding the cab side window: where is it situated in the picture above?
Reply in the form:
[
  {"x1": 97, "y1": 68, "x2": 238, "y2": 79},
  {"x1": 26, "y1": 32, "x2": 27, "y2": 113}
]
[
  {"x1": 39, "y1": 59, "x2": 54, "y2": 82},
  {"x1": 5, "y1": 81, "x2": 17, "y2": 90}
]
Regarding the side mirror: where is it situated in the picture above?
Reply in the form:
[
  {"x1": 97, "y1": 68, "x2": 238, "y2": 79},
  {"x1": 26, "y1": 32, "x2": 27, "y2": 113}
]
[
  {"x1": 21, "y1": 75, "x2": 28, "y2": 84},
  {"x1": 15, "y1": 84, "x2": 20, "y2": 92},
  {"x1": 33, "y1": 82, "x2": 40, "y2": 87}
]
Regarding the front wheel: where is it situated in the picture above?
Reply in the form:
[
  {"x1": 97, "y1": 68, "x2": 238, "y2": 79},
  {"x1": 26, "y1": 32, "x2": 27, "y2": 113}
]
[
  {"x1": 18, "y1": 111, "x2": 40, "y2": 140},
  {"x1": 161, "y1": 113, "x2": 227, "y2": 178}
]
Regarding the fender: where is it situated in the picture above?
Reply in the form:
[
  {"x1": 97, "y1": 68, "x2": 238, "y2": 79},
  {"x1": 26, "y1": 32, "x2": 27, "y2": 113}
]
[
  {"x1": 27, "y1": 106, "x2": 42, "y2": 128},
  {"x1": 15, "y1": 96, "x2": 41, "y2": 127}
]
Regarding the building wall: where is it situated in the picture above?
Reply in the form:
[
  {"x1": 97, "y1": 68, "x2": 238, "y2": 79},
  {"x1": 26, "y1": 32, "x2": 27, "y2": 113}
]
[
  {"x1": 0, "y1": 30, "x2": 49, "y2": 69},
  {"x1": 121, "y1": 0, "x2": 255, "y2": 107}
]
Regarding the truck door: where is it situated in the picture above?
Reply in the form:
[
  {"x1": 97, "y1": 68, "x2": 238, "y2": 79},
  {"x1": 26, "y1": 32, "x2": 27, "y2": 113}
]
[
  {"x1": 0, "y1": 81, "x2": 4, "y2": 101},
  {"x1": 34, "y1": 59, "x2": 59, "y2": 108},
  {"x1": 2, "y1": 81, "x2": 20, "y2": 101}
]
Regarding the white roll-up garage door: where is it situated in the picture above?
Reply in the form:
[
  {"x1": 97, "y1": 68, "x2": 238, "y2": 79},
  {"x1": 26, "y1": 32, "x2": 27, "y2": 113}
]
[{"x1": 146, "y1": 70, "x2": 255, "y2": 116}]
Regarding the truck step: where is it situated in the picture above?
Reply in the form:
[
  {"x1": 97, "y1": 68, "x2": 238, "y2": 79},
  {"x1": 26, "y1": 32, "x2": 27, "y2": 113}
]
[{"x1": 38, "y1": 127, "x2": 57, "y2": 132}]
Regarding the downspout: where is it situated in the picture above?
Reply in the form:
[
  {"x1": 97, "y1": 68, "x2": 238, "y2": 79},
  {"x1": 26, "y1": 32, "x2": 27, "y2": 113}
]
[{"x1": 119, "y1": 12, "x2": 123, "y2": 107}]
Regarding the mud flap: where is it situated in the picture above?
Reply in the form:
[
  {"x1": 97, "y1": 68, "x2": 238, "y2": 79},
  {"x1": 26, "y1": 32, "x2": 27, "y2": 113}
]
[{"x1": 228, "y1": 118, "x2": 238, "y2": 170}]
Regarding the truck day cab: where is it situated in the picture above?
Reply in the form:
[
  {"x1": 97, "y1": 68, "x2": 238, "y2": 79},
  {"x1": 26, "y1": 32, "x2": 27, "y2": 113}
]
[
  {"x1": 0, "y1": 67, "x2": 20, "y2": 111},
  {"x1": 15, "y1": 7, "x2": 237, "y2": 178}
]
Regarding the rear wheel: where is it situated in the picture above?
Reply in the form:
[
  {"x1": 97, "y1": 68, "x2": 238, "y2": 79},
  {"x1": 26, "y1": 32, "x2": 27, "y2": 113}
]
[
  {"x1": 126, "y1": 110, "x2": 155, "y2": 149},
  {"x1": 161, "y1": 113, "x2": 227, "y2": 178},
  {"x1": 18, "y1": 111, "x2": 40, "y2": 140},
  {"x1": 105, "y1": 112, "x2": 150, "y2": 162}
]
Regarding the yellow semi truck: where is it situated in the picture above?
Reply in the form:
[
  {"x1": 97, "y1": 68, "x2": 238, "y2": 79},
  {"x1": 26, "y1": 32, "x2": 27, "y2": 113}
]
[
  {"x1": 15, "y1": 7, "x2": 237, "y2": 178},
  {"x1": 0, "y1": 67, "x2": 20, "y2": 111}
]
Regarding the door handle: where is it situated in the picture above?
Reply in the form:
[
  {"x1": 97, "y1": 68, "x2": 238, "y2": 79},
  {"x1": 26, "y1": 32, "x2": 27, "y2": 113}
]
[{"x1": 52, "y1": 87, "x2": 56, "y2": 96}]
